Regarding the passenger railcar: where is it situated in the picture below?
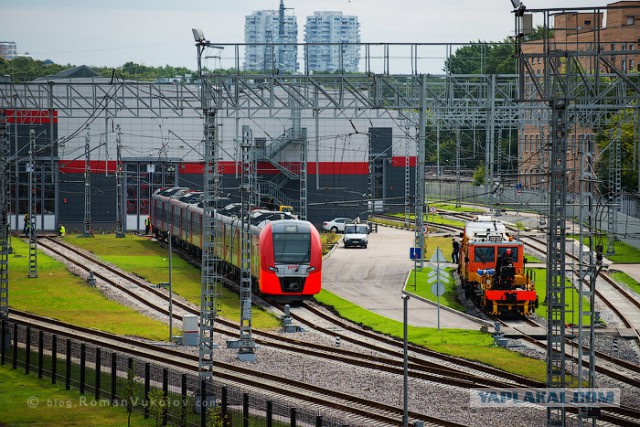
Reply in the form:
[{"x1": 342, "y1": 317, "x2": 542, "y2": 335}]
[
  {"x1": 151, "y1": 188, "x2": 322, "y2": 301},
  {"x1": 458, "y1": 215, "x2": 537, "y2": 316}
]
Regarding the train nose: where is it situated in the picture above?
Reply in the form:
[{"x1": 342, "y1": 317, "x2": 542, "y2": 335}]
[{"x1": 282, "y1": 278, "x2": 302, "y2": 292}]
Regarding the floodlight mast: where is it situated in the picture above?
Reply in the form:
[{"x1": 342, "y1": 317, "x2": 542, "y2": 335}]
[
  {"x1": 193, "y1": 27, "x2": 222, "y2": 383},
  {"x1": 510, "y1": 0, "x2": 526, "y2": 16}
]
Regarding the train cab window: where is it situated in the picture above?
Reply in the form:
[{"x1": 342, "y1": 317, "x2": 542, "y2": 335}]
[
  {"x1": 273, "y1": 232, "x2": 311, "y2": 264},
  {"x1": 497, "y1": 247, "x2": 519, "y2": 260},
  {"x1": 474, "y1": 247, "x2": 495, "y2": 263}
]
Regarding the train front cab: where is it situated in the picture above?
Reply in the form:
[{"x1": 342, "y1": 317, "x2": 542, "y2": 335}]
[
  {"x1": 461, "y1": 243, "x2": 536, "y2": 316},
  {"x1": 258, "y1": 220, "x2": 322, "y2": 300}
]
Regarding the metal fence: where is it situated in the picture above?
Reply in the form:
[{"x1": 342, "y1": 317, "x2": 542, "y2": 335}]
[
  {"x1": 425, "y1": 180, "x2": 640, "y2": 247},
  {"x1": 0, "y1": 320, "x2": 357, "y2": 427}
]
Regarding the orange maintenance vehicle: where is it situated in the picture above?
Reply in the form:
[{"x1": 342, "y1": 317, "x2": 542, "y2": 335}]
[{"x1": 458, "y1": 215, "x2": 537, "y2": 317}]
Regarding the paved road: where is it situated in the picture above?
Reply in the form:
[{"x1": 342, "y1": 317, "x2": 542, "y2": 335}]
[{"x1": 322, "y1": 226, "x2": 484, "y2": 329}]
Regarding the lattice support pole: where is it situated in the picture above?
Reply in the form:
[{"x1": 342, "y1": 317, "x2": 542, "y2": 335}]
[
  {"x1": 115, "y1": 125, "x2": 125, "y2": 238},
  {"x1": 576, "y1": 133, "x2": 600, "y2": 423},
  {"x1": 232, "y1": 125, "x2": 257, "y2": 362},
  {"x1": 198, "y1": 109, "x2": 222, "y2": 378},
  {"x1": 546, "y1": 100, "x2": 569, "y2": 427},
  {"x1": 27, "y1": 128, "x2": 37, "y2": 278},
  {"x1": 0, "y1": 111, "x2": 9, "y2": 320},
  {"x1": 81, "y1": 126, "x2": 93, "y2": 238}
]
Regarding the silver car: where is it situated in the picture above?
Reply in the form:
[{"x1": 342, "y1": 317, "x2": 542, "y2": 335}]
[{"x1": 322, "y1": 217, "x2": 352, "y2": 233}]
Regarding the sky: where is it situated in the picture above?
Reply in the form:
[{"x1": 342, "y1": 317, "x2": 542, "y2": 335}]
[{"x1": 0, "y1": 0, "x2": 610, "y2": 73}]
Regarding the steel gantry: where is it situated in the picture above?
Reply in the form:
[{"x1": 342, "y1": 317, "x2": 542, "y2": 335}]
[
  {"x1": 234, "y1": 125, "x2": 256, "y2": 361},
  {"x1": 514, "y1": 3, "x2": 640, "y2": 426},
  {"x1": 82, "y1": 126, "x2": 93, "y2": 237},
  {"x1": 115, "y1": 124, "x2": 125, "y2": 238},
  {"x1": 27, "y1": 127, "x2": 37, "y2": 278},
  {"x1": 195, "y1": 31, "x2": 224, "y2": 379},
  {"x1": 0, "y1": 111, "x2": 8, "y2": 320}
]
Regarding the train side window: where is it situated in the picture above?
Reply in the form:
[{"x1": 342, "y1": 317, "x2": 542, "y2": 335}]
[{"x1": 474, "y1": 247, "x2": 495, "y2": 263}]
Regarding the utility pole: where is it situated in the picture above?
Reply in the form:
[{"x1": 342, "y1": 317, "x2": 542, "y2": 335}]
[
  {"x1": 0, "y1": 111, "x2": 9, "y2": 320},
  {"x1": 233, "y1": 125, "x2": 256, "y2": 361},
  {"x1": 193, "y1": 28, "x2": 224, "y2": 379},
  {"x1": 82, "y1": 126, "x2": 93, "y2": 237},
  {"x1": 606, "y1": 130, "x2": 620, "y2": 255},
  {"x1": 27, "y1": 127, "x2": 37, "y2": 278},
  {"x1": 415, "y1": 74, "x2": 427, "y2": 269},
  {"x1": 278, "y1": 0, "x2": 285, "y2": 72},
  {"x1": 115, "y1": 125, "x2": 125, "y2": 238}
]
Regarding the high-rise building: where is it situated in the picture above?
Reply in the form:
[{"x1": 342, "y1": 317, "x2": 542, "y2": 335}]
[
  {"x1": 0, "y1": 41, "x2": 17, "y2": 60},
  {"x1": 304, "y1": 11, "x2": 360, "y2": 73},
  {"x1": 244, "y1": 2, "x2": 298, "y2": 73}
]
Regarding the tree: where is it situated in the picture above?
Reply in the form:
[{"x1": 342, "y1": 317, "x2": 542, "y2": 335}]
[
  {"x1": 472, "y1": 163, "x2": 486, "y2": 186},
  {"x1": 123, "y1": 362, "x2": 140, "y2": 427},
  {"x1": 146, "y1": 388, "x2": 169, "y2": 427},
  {"x1": 207, "y1": 405, "x2": 227, "y2": 427},
  {"x1": 443, "y1": 26, "x2": 548, "y2": 75},
  {"x1": 444, "y1": 40, "x2": 515, "y2": 75},
  {"x1": 595, "y1": 106, "x2": 639, "y2": 193}
]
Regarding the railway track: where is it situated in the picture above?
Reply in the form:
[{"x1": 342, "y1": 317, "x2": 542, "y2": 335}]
[
  {"x1": 31, "y1": 233, "x2": 640, "y2": 424},
  {"x1": 30, "y1": 236, "x2": 552, "y2": 424},
  {"x1": 37, "y1": 236, "x2": 513, "y2": 390},
  {"x1": 370, "y1": 213, "x2": 640, "y2": 424},
  {"x1": 372, "y1": 212, "x2": 640, "y2": 342},
  {"x1": 8, "y1": 309, "x2": 462, "y2": 427}
]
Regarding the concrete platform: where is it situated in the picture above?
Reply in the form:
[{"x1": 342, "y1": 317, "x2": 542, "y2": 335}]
[
  {"x1": 617, "y1": 327, "x2": 640, "y2": 338},
  {"x1": 322, "y1": 225, "x2": 487, "y2": 329}
]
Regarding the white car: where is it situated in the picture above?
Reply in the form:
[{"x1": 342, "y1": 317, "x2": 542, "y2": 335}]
[
  {"x1": 322, "y1": 217, "x2": 352, "y2": 233},
  {"x1": 343, "y1": 223, "x2": 369, "y2": 248}
]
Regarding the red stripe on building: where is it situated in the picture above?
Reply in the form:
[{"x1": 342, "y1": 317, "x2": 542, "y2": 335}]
[
  {"x1": 57, "y1": 160, "x2": 414, "y2": 175},
  {"x1": 391, "y1": 156, "x2": 417, "y2": 167},
  {"x1": 58, "y1": 160, "x2": 117, "y2": 174},
  {"x1": 4, "y1": 109, "x2": 58, "y2": 124}
]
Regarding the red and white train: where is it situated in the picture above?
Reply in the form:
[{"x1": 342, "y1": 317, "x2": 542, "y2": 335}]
[{"x1": 151, "y1": 187, "x2": 322, "y2": 301}]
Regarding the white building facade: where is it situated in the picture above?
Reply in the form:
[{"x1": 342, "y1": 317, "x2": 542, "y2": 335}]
[
  {"x1": 304, "y1": 12, "x2": 360, "y2": 72},
  {"x1": 0, "y1": 41, "x2": 17, "y2": 60},
  {"x1": 244, "y1": 10, "x2": 298, "y2": 73}
]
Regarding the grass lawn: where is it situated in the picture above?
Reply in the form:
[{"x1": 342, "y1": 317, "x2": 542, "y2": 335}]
[
  {"x1": 429, "y1": 202, "x2": 483, "y2": 213},
  {"x1": 567, "y1": 234, "x2": 640, "y2": 263},
  {"x1": 320, "y1": 233, "x2": 342, "y2": 255},
  {"x1": 388, "y1": 212, "x2": 466, "y2": 229},
  {"x1": 64, "y1": 234, "x2": 280, "y2": 329},
  {"x1": 610, "y1": 270, "x2": 640, "y2": 296},
  {"x1": 0, "y1": 365, "x2": 156, "y2": 426},
  {"x1": 524, "y1": 254, "x2": 543, "y2": 263},
  {"x1": 529, "y1": 268, "x2": 592, "y2": 325},
  {"x1": 9, "y1": 239, "x2": 169, "y2": 341},
  {"x1": 314, "y1": 290, "x2": 546, "y2": 382},
  {"x1": 408, "y1": 267, "x2": 466, "y2": 312}
]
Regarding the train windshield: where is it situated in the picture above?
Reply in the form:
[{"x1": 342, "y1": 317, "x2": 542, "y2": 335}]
[
  {"x1": 474, "y1": 247, "x2": 495, "y2": 263},
  {"x1": 497, "y1": 247, "x2": 519, "y2": 260},
  {"x1": 273, "y1": 232, "x2": 311, "y2": 264}
]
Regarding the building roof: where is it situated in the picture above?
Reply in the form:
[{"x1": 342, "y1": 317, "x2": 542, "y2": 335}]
[{"x1": 35, "y1": 65, "x2": 106, "y2": 82}]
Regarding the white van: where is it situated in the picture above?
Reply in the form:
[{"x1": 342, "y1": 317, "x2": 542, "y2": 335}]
[{"x1": 343, "y1": 223, "x2": 369, "y2": 248}]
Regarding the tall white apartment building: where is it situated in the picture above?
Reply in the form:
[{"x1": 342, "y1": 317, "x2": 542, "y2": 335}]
[
  {"x1": 304, "y1": 11, "x2": 360, "y2": 72},
  {"x1": 0, "y1": 41, "x2": 17, "y2": 60},
  {"x1": 244, "y1": 9, "x2": 298, "y2": 72}
]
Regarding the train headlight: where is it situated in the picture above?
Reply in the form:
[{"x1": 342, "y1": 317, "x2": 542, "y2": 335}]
[
  {"x1": 308, "y1": 266, "x2": 316, "y2": 272},
  {"x1": 268, "y1": 266, "x2": 277, "y2": 272}
]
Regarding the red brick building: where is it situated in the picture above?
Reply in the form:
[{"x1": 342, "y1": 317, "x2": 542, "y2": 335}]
[{"x1": 519, "y1": 1, "x2": 640, "y2": 190}]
